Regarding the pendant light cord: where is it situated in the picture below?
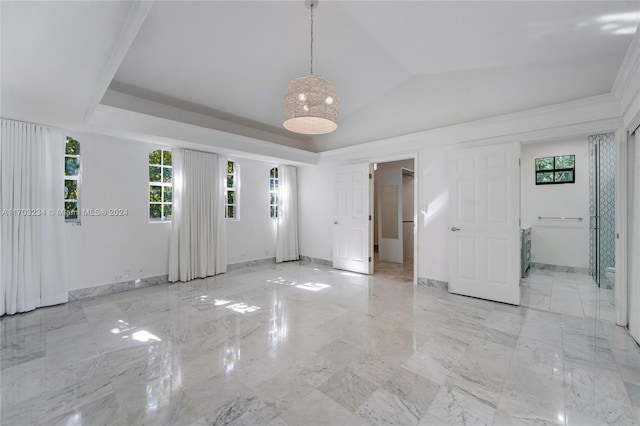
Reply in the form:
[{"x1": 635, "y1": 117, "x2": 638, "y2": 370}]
[{"x1": 310, "y1": 4, "x2": 314, "y2": 75}]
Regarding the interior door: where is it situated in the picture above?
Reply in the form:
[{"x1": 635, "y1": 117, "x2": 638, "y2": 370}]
[
  {"x1": 377, "y1": 167, "x2": 403, "y2": 263},
  {"x1": 448, "y1": 142, "x2": 521, "y2": 305},
  {"x1": 333, "y1": 163, "x2": 373, "y2": 274}
]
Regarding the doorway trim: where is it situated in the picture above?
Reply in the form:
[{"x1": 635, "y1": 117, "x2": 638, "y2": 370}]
[
  {"x1": 615, "y1": 103, "x2": 640, "y2": 327},
  {"x1": 616, "y1": 127, "x2": 631, "y2": 327}
]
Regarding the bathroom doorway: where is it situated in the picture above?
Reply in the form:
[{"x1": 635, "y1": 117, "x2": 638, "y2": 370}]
[{"x1": 519, "y1": 133, "x2": 616, "y2": 322}]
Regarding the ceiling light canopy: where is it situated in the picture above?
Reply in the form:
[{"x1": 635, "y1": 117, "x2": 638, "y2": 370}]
[{"x1": 283, "y1": 0, "x2": 339, "y2": 135}]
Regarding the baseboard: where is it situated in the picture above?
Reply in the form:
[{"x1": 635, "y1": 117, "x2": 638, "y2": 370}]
[
  {"x1": 227, "y1": 257, "x2": 276, "y2": 271},
  {"x1": 417, "y1": 277, "x2": 449, "y2": 291},
  {"x1": 68, "y1": 274, "x2": 168, "y2": 301},
  {"x1": 299, "y1": 255, "x2": 333, "y2": 267},
  {"x1": 531, "y1": 262, "x2": 590, "y2": 275},
  {"x1": 68, "y1": 256, "x2": 333, "y2": 301}
]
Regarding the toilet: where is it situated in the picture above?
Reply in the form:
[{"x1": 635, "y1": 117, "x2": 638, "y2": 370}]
[{"x1": 606, "y1": 266, "x2": 615, "y2": 283}]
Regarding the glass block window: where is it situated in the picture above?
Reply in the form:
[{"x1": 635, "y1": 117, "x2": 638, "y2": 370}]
[
  {"x1": 64, "y1": 137, "x2": 80, "y2": 222},
  {"x1": 149, "y1": 149, "x2": 172, "y2": 221},
  {"x1": 226, "y1": 160, "x2": 238, "y2": 219},
  {"x1": 535, "y1": 155, "x2": 575, "y2": 185},
  {"x1": 270, "y1": 167, "x2": 278, "y2": 218}
]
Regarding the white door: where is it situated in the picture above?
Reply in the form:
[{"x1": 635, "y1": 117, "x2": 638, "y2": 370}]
[
  {"x1": 628, "y1": 130, "x2": 640, "y2": 344},
  {"x1": 333, "y1": 163, "x2": 373, "y2": 274},
  {"x1": 448, "y1": 143, "x2": 521, "y2": 305},
  {"x1": 377, "y1": 167, "x2": 403, "y2": 263}
]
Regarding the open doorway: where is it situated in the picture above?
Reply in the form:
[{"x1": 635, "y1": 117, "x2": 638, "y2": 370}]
[
  {"x1": 373, "y1": 159, "x2": 415, "y2": 282},
  {"x1": 519, "y1": 134, "x2": 616, "y2": 322}
]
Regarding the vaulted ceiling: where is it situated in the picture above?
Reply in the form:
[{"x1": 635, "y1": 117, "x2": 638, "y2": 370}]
[{"x1": 2, "y1": 1, "x2": 639, "y2": 153}]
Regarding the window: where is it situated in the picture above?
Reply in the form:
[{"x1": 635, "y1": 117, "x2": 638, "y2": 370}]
[
  {"x1": 64, "y1": 137, "x2": 80, "y2": 222},
  {"x1": 149, "y1": 149, "x2": 172, "y2": 221},
  {"x1": 535, "y1": 155, "x2": 575, "y2": 185},
  {"x1": 226, "y1": 160, "x2": 238, "y2": 219},
  {"x1": 270, "y1": 167, "x2": 278, "y2": 218}
]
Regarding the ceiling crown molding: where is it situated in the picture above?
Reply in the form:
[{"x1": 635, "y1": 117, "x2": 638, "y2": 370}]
[
  {"x1": 318, "y1": 94, "x2": 622, "y2": 164},
  {"x1": 612, "y1": 27, "x2": 640, "y2": 104},
  {"x1": 84, "y1": 1, "x2": 154, "y2": 124},
  {"x1": 90, "y1": 104, "x2": 318, "y2": 165}
]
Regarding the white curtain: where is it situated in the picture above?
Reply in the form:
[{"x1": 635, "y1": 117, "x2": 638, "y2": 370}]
[
  {"x1": 169, "y1": 149, "x2": 227, "y2": 282},
  {"x1": 0, "y1": 119, "x2": 67, "y2": 316},
  {"x1": 276, "y1": 165, "x2": 299, "y2": 262}
]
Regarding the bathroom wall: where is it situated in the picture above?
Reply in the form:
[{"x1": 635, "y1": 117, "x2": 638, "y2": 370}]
[{"x1": 521, "y1": 137, "x2": 590, "y2": 268}]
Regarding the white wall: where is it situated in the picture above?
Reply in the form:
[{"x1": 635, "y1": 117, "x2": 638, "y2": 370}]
[
  {"x1": 64, "y1": 133, "x2": 280, "y2": 291},
  {"x1": 521, "y1": 137, "x2": 590, "y2": 268},
  {"x1": 64, "y1": 132, "x2": 171, "y2": 291},
  {"x1": 297, "y1": 164, "x2": 333, "y2": 261},
  {"x1": 418, "y1": 147, "x2": 450, "y2": 282},
  {"x1": 303, "y1": 137, "x2": 593, "y2": 282},
  {"x1": 226, "y1": 157, "x2": 278, "y2": 264}
]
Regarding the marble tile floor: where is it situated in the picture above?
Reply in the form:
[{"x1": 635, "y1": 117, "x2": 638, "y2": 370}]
[
  {"x1": 374, "y1": 253, "x2": 414, "y2": 282},
  {"x1": 2, "y1": 261, "x2": 639, "y2": 425},
  {"x1": 521, "y1": 266, "x2": 616, "y2": 323}
]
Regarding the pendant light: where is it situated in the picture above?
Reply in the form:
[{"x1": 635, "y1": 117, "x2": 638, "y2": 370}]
[{"x1": 282, "y1": 0, "x2": 339, "y2": 135}]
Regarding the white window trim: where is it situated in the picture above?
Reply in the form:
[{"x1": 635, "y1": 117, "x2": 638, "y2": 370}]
[
  {"x1": 149, "y1": 149, "x2": 173, "y2": 222},
  {"x1": 64, "y1": 136, "x2": 81, "y2": 225},
  {"x1": 226, "y1": 160, "x2": 239, "y2": 220},
  {"x1": 270, "y1": 167, "x2": 278, "y2": 219}
]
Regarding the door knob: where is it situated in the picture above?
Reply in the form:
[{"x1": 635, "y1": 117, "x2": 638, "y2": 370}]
[
  {"x1": 450, "y1": 226, "x2": 460, "y2": 232},
  {"x1": 334, "y1": 221, "x2": 339, "y2": 225}
]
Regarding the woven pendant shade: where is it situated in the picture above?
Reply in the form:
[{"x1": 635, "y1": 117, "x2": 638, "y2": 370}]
[
  {"x1": 283, "y1": 75, "x2": 339, "y2": 135},
  {"x1": 282, "y1": 0, "x2": 339, "y2": 135}
]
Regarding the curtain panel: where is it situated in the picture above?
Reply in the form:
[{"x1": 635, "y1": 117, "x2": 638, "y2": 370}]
[
  {"x1": 276, "y1": 165, "x2": 299, "y2": 262},
  {"x1": 169, "y1": 149, "x2": 227, "y2": 282},
  {"x1": 0, "y1": 119, "x2": 67, "y2": 316}
]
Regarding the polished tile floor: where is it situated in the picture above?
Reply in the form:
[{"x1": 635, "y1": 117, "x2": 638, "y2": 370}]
[
  {"x1": 2, "y1": 261, "x2": 640, "y2": 425},
  {"x1": 521, "y1": 266, "x2": 616, "y2": 322}
]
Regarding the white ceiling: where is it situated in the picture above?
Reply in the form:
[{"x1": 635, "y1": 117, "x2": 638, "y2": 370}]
[
  {"x1": 2, "y1": 1, "x2": 640, "y2": 153},
  {"x1": 1, "y1": 1, "x2": 133, "y2": 128}
]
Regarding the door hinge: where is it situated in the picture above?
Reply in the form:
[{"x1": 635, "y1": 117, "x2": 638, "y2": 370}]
[
  {"x1": 369, "y1": 256, "x2": 372, "y2": 262},
  {"x1": 369, "y1": 215, "x2": 372, "y2": 220},
  {"x1": 369, "y1": 173, "x2": 372, "y2": 179},
  {"x1": 519, "y1": 158, "x2": 521, "y2": 167},
  {"x1": 519, "y1": 218, "x2": 521, "y2": 227}
]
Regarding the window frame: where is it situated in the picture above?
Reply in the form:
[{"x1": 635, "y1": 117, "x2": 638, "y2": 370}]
[
  {"x1": 535, "y1": 154, "x2": 575, "y2": 185},
  {"x1": 149, "y1": 149, "x2": 173, "y2": 222},
  {"x1": 269, "y1": 167, "x2": 278, "y2": 219},
  {"x1": 64, "y1": 136, "x2": 81, "y2": 224},
  {"x1": 226, "y1": 160, "x2": 239, "y2": 220}
]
